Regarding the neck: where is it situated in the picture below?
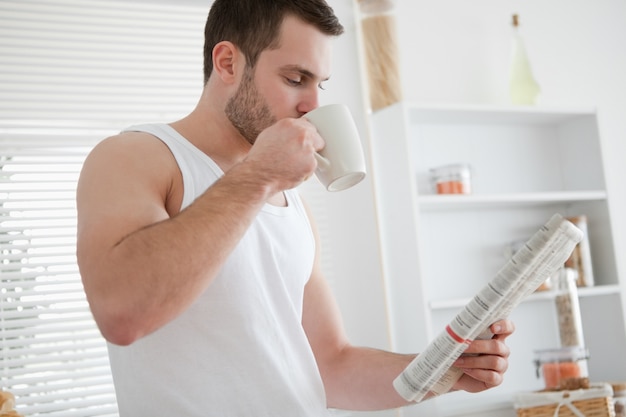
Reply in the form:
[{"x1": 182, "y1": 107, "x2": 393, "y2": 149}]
[{"x1": 170, "y1": 91, "x2": 251, "y2": 173}]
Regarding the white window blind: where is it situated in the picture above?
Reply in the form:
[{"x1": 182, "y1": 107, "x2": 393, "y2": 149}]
[
  {"x1": 0, "y1": 0, "x2": 206, "y2": 415},
  {"x1": 0, "y1": 138, "x2": 116, "y2": 417}
]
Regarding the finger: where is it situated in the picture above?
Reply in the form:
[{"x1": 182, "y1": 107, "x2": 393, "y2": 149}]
[
  {"x1": 299, "y1": 117, "x2": 325, "y2": 152},
  {"x1": 460, "y1": 368, "x2": 505, "y2": 390},
  {"x1": 462, "y1": 338, "x2": 510, "y2": 357},
  {"x1": 491, "y1": 319, "x2": 515, "y2": 334},
  {"x1": 455, "y1": 351, "x2": 509, "y2": 373}
]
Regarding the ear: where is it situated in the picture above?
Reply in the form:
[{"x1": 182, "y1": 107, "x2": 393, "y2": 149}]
[{"x1": 212, "y1": 41, "x2": 242, "y2": 84}]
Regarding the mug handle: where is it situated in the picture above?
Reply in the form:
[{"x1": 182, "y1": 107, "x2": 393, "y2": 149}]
[{"x1": 314, "y1": 153, "x2": 331, "y2": 171}]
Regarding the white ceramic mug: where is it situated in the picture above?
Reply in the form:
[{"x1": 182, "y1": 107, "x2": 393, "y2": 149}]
[{"x1": 304, "y1": 104, "x2": 367, "y2": 192}]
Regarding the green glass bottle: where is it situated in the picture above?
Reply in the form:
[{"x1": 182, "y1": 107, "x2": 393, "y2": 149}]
[{"x1": 509, "y1": 14, "x2": 541, "y2": 105}]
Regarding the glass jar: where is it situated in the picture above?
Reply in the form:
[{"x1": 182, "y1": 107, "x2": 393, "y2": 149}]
[
  {"x1": 534, "y1": 346, "x2": 589, "y2": 390},
  {"x1": 358, "y1": 0, "x2": 402, "y2": 110},
  {"x1": 612, "y1": 382, "x2": 626, "y2": 417},
  {"x1": 429, "y1": 163, "x2": 472, "y2": 195},
  {"x1": 554, "y1": 267, "x2": 585, "y2": 347}
]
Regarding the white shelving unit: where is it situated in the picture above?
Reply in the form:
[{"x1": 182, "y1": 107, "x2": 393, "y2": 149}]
[{"x1": 367, "y1": 102, "x2": 626, "y2": 416}]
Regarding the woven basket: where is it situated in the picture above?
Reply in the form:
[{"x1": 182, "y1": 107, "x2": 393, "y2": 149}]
[{"x1": 514, "y1": 384, "x2": 615, "y2": 417}]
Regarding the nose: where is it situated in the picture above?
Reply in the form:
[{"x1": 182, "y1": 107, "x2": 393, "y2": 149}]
[{"x1": 297, "y1": 86, "x2": 321, "y2": 115}]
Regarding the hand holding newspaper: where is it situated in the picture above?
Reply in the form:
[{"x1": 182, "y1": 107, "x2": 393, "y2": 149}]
[{"x1": 393, "y1": 213, "x2": 584, "y2": 402}]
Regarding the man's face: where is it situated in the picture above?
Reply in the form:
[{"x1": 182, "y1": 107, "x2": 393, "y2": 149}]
[{"x1": 225, "y1": 15, "x2": 334, "y2": 144}]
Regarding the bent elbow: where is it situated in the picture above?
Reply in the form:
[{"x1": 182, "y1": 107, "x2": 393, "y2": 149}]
[
  {"x1": 89, "y1": 304, "x2": 145, "y2": 346},
  {"x1": 99, "y1": 324, "x2": 140, "y2": 347}
]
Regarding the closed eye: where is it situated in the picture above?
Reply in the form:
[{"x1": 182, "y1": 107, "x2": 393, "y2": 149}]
[
  {"x1": 285, "y1": 77, "x2": 302, "y2": 86},
  {"x1": 281, "y1": 65, "x2": 330, "y2": 90}
]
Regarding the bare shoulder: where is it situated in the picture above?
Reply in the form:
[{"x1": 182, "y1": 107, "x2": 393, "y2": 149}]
[
  {"x1": 83, "y1": 131, "x2": 176, "y2": 175},
  {"x1": 76, "y1": 131, "x2": 182, "y2": 254},
  {"x1": 79, "y1": 131, "x2": 181, "y2": 200}
]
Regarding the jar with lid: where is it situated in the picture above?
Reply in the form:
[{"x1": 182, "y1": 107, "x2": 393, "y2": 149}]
[
  {"x1": 554, "y1": 267, "x2": 585, "y2": 347},
  {"x1": 534, "y1": 346, "x2": 589, "y2": 390},
  {"x1": 358, "y1": 0, "x2": 402, "y2": 110},
  {"x1": 429, "y1": 163, "x2": 472, "y2": 195},
  {"x1": 612, "y1": 382, "x2": 626, "y2": 417}
]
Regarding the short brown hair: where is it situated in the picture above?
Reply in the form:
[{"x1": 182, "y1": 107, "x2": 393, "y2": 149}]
[{"x1": 203, "y1": 0, "x2": 344, "y2": 84}]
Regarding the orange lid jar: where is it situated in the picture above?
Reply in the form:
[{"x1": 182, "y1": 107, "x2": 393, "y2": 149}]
[
  {"x1": 534, "y1": 346, "x2": 589, "y2": 390},
  {"x1": 429, "y1": 163, "x2": 472, "y2": 195}
]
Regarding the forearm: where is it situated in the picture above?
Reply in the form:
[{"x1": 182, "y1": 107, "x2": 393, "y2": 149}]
[{"x1": 321, "y1": 345, "x2": 416, "y2": 411}]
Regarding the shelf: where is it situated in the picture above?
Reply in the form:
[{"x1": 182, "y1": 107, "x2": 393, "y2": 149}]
[
  {"x1": 403, "y1": 102, "x2": 597, "y2": 126},
  {"x1": 429, "y1": 285, "x2": 622, "y2": 310},
  {"x1": 418, "y1": 190, "x2": 607, "y2": 211}
]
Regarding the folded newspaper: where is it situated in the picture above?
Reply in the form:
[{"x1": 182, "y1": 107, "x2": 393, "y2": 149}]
[{"x1": 393, "y1": 213, "x2": 584, "y2": 402}]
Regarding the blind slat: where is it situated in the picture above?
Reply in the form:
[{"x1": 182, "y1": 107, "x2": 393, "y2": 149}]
[
  {"x1": 14, "y1": 376, "x2": 112, "y2": 398},
  {"x1": 0, "y1": 110, "x2": 193, "y2": 125},
  {"x1": 0, "y1": 303, "x2": 87, "y2": 315},
  {"x1": 1, "y1": 321, "x2": 101, "y2": 340},
  {"x1": 2, "y1": 340, "x2": 105, "y2": 359},
  {"x1": 1, "y1": 329, "x2": 104, "y2": 349},
  {"x1": 1, "y1": 270, "x2": 78, "y2": 281},
  {"x1": 1, "y1": 0, "x2": 203, "y2": 23},
  {"x1": 18, "y1": 394, "x2": 118, "y2": 416},
  {"x1": 4, "y1": 351, "x2": 110, "y2": 371},
  {"x1": 15, "y1": 373, "x2": 114, "y2": 391},
  {"x1": 46, "y1": 408, "x2": 119, "y2": 417},
  {"x1": 20, "y1": 398, "x2": 119, "y2": 417}
]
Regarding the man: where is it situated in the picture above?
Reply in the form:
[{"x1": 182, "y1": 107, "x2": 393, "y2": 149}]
[{"x1": 76, "y1": 0, "x2": 514, "y2": 415}]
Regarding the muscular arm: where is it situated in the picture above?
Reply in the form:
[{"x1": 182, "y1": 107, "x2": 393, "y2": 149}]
[
  {"x1": 77, "y1": 118, "x2": 322, "y2": 345},
  {"x1": 301, "y1": 204, "x2": 514, "y2": 411},
  {"x1": 77, "y1": 134, "x2": 272, "y2": 345}
]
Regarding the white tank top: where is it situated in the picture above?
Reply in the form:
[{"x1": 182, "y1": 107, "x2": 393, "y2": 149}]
[{"x1": 107, "y1": 124, "x2": 329, "y2": 416}]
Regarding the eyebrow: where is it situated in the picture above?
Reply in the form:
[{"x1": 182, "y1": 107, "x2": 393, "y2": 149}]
[{"x1": 281, "y1": 65, "x2": 330, "y2": 82}]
